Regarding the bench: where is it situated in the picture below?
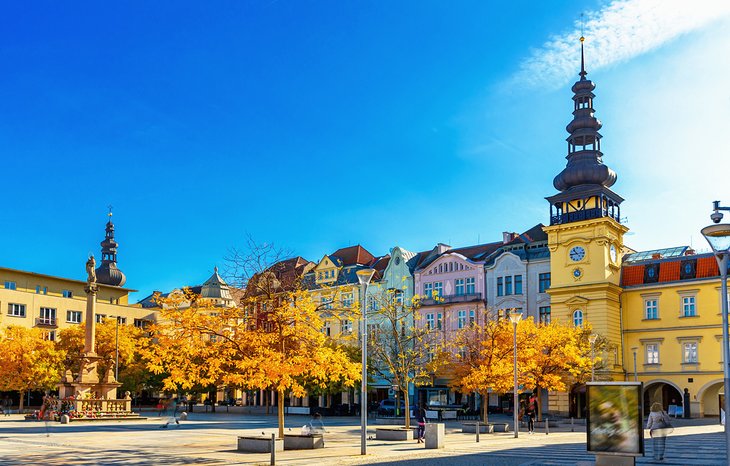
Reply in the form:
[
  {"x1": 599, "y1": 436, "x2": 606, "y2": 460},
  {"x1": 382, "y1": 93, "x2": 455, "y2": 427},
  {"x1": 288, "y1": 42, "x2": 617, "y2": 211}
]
[
  {"x1": 375, "y1": 427, "x2": 414, "y2": 441},
  {"x1": 490, "y1": 423, "x2": 510, "y2": 432},
  {"x1": 461, "y1": 423, "x2": 494, "y2": 434},
  {"x1": 283, "y1": 433, "x2": 323, "y2": 450}
]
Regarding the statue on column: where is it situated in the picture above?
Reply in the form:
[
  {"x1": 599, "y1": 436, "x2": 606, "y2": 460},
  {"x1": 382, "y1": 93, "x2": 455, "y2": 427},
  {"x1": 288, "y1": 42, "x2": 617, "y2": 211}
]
[{"x1": 86, "y1": 255, "x2": 97, "y2": 285}]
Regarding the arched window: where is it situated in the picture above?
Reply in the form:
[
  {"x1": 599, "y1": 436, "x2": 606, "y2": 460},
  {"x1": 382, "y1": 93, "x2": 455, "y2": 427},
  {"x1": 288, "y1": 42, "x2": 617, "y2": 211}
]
[{"x1": 573, "y1": 309, "x2": 584, "y2": 327}]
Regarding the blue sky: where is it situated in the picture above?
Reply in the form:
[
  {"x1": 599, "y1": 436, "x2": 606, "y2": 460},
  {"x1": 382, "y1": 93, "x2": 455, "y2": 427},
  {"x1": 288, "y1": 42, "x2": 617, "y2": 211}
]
[{"x1": 1, "y1": 0, "x2": 728, "y2": 300}]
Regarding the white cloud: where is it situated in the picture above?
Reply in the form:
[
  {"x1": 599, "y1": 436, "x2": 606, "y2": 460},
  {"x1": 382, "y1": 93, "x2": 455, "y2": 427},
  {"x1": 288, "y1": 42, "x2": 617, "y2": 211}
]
[{"x1": 512, "y1": 0, "x2": 730, "y2": 89}]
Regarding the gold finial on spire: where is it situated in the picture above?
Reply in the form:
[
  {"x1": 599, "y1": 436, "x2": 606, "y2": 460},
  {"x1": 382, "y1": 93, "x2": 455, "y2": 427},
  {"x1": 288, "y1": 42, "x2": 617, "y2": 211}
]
[
  {"x1": 107, "y1": 204, "x2": 113, "y2": 217},
  {"x1": 580, "y1": 36, "x2": 585, "y2": 42}
]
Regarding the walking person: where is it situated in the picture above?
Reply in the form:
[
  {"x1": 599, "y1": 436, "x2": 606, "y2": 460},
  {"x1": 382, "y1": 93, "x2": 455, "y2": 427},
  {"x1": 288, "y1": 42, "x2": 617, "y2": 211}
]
[
  {"x1": 646, "y1": 402, "x2": 673, "y2": 461},
  {"x1": 414, "y1": 404, "x2": 426, "y2": 443},
  {"x1": 526, "y1": 395, "x2": 537, "y2": 434}
]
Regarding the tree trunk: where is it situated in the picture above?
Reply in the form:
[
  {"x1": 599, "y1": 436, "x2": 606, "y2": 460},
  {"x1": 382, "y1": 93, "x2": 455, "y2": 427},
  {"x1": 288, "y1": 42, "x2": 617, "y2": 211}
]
[
  {"x1": 277, "y1": 389, "x2": 285, "y2": 439},
  {"x1": 19, "y1": 391, "x2": 24, "y2": 412},
  {"x1": 536, "y1": 387, "x2": 542, "y2": 422},
  {"x1": 403, "y1": 389, "x2": 410, "y2": 430}
]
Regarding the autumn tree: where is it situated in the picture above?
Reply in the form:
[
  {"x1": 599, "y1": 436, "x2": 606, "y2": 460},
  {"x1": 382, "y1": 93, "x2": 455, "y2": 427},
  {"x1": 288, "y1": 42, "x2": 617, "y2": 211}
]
[
  {"x1": 445, "y1": 315, "x2": 516, "y2": 424},
  {"x1": 147, "y1": 239, "x2": 360, "y2": 439},
  {"x1": 519, "y1": 319, "x2": 598, "y2": 420},
  {"x1": 367, "y1": 289, "x2": 437, "y2": 429},
  {"x1": 58, "y1": 318, "x2": 151, "y2": 390},
  {"x1": 0, "y1": 326, "x2": 66, "y2": 411}
]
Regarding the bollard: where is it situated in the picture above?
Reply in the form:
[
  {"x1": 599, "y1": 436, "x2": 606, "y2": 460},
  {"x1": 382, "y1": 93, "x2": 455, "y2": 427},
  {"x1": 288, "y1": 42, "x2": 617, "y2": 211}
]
[
  {"x1": 476, "y1": 421, "x2": 480, "y2": 443},
  {"x1": 270, "y1": 433, "x2": 276, "y2": 465},
  {"x1": 545, "y1": 417, "x2": 549, "y2": 435},
  {"x1": 570, "y1": 416, "x2": 574, "y2": 432}
]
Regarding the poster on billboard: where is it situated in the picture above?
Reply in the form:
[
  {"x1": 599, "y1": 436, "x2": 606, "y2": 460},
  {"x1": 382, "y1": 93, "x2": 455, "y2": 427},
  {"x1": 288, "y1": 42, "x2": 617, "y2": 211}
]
[{"x1": 587, "y1": 382, "x2": 644, "y2": 456}]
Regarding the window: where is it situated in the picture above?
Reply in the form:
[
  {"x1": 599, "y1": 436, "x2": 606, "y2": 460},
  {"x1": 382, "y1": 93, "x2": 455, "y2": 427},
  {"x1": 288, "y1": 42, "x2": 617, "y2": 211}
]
[
  {"x1": 646, "y1": 344, "x2": 659, "y2": 364},
  {"x1": 458, "y1": 347, "x2": 467, "y2": 359},
  {"x1": 342, "y1": 293, "x2": 354, "y2": 308},
  {"x1": 134, "y1": 318, "x2": 150, "y2": 329},
  {"x1": 43, "y1": 330, "x2": 56, "y2": 341},
  {"x1": 393, "y1": 290, "x2": 404, "y2": 305},
  {"x1": 36, "y1": 285, "x2": 47, "y2": 295},
  {"x1": 683, "y1": 342, "x2": 698, "y2": 363},
  {"x1": 497, "y1": 277, "x2": 503, "y2": 297},
  {"x1": 469, "y1": 310, "x2": 475, "y2": 325},
  {"x1": 369, "y1": 296, "x2": 380, "y2": 311},
  {"x1": 573, "y1": 309, "x2": 584, "y2": 327},
  {"x1": 341, "y1": 320, "x2": 352, "y2": 334},
  {"x1": 505, "y1": 276, "x2": 513, "y2": 295},
  {"x1": 538, "y1": 273, "x2": 551, "y2": 293},
  {"x1": 465, "y1": 277, "x2": 475, "y2": 294},
  {"x1": 434, "y1": 282, "x2": 443, "y2": 297},
  {"x1": 437, "y1": 313, "x2": 443, "y2": 330},
  {"x1": 455, "y1": 279, "x2": 465, "y2": 296},
  {"x1": 4, "y1": 281, "x2": 16, "y2": 290},
  {"x1": 423, "y1": 283, "x2": 433, "y2": 297},
  {"x1": 322, "y1": 321, "x2": 331, "y2": 337},
  {"x1": 322, "y1": 296, "x2": 333, "y2": 310},
  {"x1": 67, "y1": 310, "x2": 82, "y2": 323},
  {"x1": 539, "y1": 306, "x2": 551, "y2": 324},
  {"x1": 8, "y1": 303, "x2": 26, "y2": 317},
  {"x1": 117, "y1": 317, "x2": 127, "y2": 325},
  {"x1": 96, "y1": 314, "x2": 106, "y2": 323},
  {"x1": 682, "y1": 296, "x2": 696, "y2": 317},
  {"x1": 426, "y1": 313, "x2": 434, "y2": 330},
  {"x1": 457, "y1": 310, "x2": 467, "y2": 329},
  {"x1": 39, "y1": 307, "x2": 56, "y2": 324},
  {"x1": 514, "y1": 275, "x2": 523, "y2": 295},
  {"x1": 62, "y1": 289, "x2": 73, "y2": 298},
  {"x1": 645, "y1": 299, "x2": 658, "y2": 320}
]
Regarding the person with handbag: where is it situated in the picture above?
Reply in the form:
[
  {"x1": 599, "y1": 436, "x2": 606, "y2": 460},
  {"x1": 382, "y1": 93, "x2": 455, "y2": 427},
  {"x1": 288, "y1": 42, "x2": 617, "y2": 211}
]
[{"x1": 646, "y1": 402, "x2": 673, "y2": 461}]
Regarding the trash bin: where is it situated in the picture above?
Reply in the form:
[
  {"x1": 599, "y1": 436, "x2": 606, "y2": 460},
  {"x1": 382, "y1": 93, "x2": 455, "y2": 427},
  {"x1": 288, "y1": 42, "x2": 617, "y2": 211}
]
[{"x1": 425, "y1": 423, "x2": 444, "y2": 449}]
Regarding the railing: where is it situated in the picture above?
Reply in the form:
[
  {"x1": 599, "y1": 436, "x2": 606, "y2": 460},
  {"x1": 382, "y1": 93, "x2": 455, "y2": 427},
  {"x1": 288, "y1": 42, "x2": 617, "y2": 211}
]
[
  {"x1": 48, "y1": 398, "x2": 132, "y2": 415},
  {"x1": 35, "y1": 317, "x2": 57, "y2": 327},
  {"x1": 550, "y1": 207, "x2": 620, "y2": 225},
  {"x1": 420, "y1": 292, "x2": 482, "y2": 306}
]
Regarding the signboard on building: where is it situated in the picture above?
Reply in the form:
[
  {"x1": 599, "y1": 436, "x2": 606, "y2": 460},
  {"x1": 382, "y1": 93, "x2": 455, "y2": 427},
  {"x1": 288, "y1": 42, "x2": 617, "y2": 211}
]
[{"x1": 586, "y1": 382, "x2": 644, "y2": 457}]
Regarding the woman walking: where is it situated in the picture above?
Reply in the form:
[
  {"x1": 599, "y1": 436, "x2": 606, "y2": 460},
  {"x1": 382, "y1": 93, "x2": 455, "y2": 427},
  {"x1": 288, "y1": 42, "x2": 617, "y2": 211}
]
[{"x1": 646, "y1": 402, "x2": 673, "y2": 461}]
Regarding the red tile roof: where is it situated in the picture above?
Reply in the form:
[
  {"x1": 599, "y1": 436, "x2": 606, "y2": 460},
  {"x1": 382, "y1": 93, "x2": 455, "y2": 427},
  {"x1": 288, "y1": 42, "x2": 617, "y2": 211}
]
[
  {"x1": 658, "y1": 261, "x2": 680, "y2": 282},
  {"x1": 697, "y1": 257, "x2": 719, "y2": 278},
  {"x1": 331, "y1": 245, "x2": 376, "y2": 266},
  {"x1": 621, "y1": 265, "x2": 644, "y2": 286}
]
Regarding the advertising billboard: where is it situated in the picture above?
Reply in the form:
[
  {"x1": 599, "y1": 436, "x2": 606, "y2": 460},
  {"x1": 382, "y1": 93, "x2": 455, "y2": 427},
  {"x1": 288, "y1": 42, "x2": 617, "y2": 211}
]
[{"x1": 587, "y1": 382, "x2": 644, "y2": 456}]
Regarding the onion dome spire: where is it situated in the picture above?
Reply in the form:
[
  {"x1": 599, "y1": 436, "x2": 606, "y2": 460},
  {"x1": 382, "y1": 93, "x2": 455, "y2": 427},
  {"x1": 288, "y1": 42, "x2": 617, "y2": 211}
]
[
  {"x1": 95, "y1": 207, "x2": 127, "y2": 287},
  {"x1": 552, "y1": 36, "x2": 617, "y2": 192}
]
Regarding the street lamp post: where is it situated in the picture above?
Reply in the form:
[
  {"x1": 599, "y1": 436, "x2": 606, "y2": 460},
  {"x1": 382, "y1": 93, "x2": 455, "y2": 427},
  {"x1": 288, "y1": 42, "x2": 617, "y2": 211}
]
[
  {"x1": 701, "y1": 200, "x2": 730, "y2": 461},
  {"x1": 356, "y1": 268, "x2": 375, "y2": 456},
  {"x1": 631, "y1": 346, "x2": 638, "y2": 382},
  {"x1": 509, "y1": 309, "x2": 522, "y2": 439},
  {"x1": 589, "y1": 334, "x2": 598, "y2": 382},
  {"x1": 114, "y1": 316, "x2": 120, "y2": 381}
]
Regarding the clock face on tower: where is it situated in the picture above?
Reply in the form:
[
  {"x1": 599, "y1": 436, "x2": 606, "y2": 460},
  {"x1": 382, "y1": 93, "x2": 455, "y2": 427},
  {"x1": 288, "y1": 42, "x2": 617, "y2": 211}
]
[{"x1": 569, "y1": 246, "x2": 586, "y2": 262}]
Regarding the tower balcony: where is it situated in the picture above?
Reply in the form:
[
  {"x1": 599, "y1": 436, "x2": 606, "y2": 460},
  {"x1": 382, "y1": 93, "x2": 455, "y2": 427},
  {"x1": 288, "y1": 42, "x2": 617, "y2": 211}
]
[{"x1": 550, "y1": 207, "x2": 621, "y2": 226}]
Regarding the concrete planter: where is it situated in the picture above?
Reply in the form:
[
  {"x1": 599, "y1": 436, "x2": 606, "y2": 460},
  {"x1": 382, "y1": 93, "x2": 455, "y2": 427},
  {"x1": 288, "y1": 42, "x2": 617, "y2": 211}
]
[
  {"x1": 283, "y1": 434, "x2": 324, "y2": 450},
  {"x1": 237, "y1": 436, "x2": 283, "y2": 453},
  {"x1": 490, "y1": 423, "x2": 511, "y2": 432},
  {"x1": 374, "y1": 417, "x2": 416, "y2": 425},
  {"x1": 375, "y1": 427, "x2": 414, "y2": 441},
  {"x1": 425, "y1": 423, "x2": 444, "y2": 449},
  {"x1": 461, "y1": 423, "x2": 494, "y2": 434}
]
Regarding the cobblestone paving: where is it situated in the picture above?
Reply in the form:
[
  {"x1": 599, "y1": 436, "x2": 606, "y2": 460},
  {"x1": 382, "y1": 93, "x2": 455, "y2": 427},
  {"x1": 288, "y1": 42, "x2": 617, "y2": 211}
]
[{"x1": 0, "y1": 413, "x2": 725, "y2": 465}]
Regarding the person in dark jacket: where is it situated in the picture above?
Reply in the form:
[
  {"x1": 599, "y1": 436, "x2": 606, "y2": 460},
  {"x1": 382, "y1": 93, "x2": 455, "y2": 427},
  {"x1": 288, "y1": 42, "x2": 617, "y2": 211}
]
[{"x1": 414, "y1": 405, "x2": 426, "y2": 443}]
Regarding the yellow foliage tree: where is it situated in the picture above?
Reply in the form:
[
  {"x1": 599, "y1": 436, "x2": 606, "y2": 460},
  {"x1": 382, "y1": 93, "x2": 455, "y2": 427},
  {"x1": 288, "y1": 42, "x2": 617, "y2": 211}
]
[
  {"x1": 445, "y1": 317, "x2": 515, "y2": 423},
  {"x1": 0, "y1": 326, "x2": 66, "y2": 411},
  {"x1": 519, "y1": 319, "x2": 596, "y2": 420},
  {"x1": 146, "y1": 287, "x2": 360, "y2": 438}
]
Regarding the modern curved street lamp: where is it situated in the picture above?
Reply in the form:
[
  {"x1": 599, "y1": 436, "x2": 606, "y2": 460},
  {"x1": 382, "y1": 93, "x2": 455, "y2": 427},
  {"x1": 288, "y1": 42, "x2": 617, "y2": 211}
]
[
  {"x1": 701, "y1": 200, "x2": 730, "y2": 461},
  {"x1": 356, "y1": 268, "x2": 376, "y2": 456},
  {"x1": 509, "y1": 309, "x2": 522, "y2": 438}
]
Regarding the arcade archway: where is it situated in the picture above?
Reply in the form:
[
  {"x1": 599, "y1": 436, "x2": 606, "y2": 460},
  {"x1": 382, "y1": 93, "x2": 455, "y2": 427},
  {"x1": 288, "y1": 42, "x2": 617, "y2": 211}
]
[{"x1": 643, "y1": 380, "x2": 682, "y2": 414}]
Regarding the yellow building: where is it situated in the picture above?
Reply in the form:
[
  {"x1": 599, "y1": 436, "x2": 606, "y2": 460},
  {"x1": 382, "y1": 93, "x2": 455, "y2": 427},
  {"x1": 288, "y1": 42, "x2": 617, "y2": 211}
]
[
  {"x1": 543, "y1": 39, "x2": 727, "y2": 418},
  {"x1": 0, "y1": 215, "x2": 155, "y2": 339}
]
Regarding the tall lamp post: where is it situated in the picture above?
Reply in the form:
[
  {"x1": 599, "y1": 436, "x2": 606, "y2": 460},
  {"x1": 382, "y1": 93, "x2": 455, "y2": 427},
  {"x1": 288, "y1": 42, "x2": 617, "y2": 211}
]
[
  {"x1": 631, "y1": 346, "x2": 638, "y2": 382},
  {"x1": 701, "y1": 200, "x2": 730, "y2": 461},
  {"x1": 356, "y1": 268, "x2": 375, "y2": 456},
  {"x1": 589, "y1": 334, "x2": 598, "y2": 382},
  {"x1": 108, "y1": 315, "x2": 121, "y2": 381},
  {"x1": 509, "y1": 309, "x2": 522, "y2": 438}
]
